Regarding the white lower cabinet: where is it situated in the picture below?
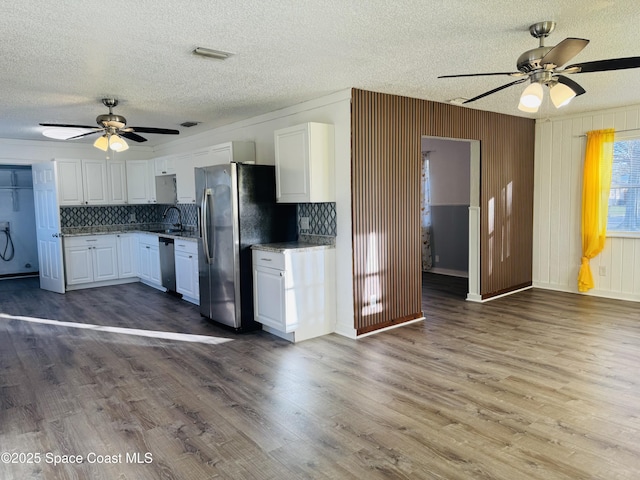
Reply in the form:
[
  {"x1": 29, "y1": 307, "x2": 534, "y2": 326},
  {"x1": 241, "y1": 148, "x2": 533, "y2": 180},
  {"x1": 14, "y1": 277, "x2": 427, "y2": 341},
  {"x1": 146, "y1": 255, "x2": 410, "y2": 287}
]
[
  {"x1": 175, "y1": 239, "x2": 199, "y2": 304},
  {"x1": 64, "y1": 235, "x2": 119, "y2": 289},
  {"x1": 116, "y1": 233, "x2": 138, "y2": 278},
  {"x1": 137, "y1": 234, "x2": 162, "y2": 289},
  {"x1": 252, "y1": 246, "x2": 335, "y2": 342}
]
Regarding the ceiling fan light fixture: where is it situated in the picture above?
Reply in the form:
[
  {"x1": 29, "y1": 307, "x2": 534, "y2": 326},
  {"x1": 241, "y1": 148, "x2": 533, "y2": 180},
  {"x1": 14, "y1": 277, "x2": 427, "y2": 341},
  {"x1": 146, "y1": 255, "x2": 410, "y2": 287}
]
[
  {"x1": 108, "y1": 134, "x2": 129, "y2": 152},
  {"x1": 93, "y1": 135, "x2": 109, "y2": 151},
  {"x1": 518, "y1": 82, "x2": 543, "y2": 112},
  {"x1": 550, "y1": 81, "x2": 576, "y2": 108},
  {"x1": 519, "y1": 82, "x2": 544, "y2": 108}
]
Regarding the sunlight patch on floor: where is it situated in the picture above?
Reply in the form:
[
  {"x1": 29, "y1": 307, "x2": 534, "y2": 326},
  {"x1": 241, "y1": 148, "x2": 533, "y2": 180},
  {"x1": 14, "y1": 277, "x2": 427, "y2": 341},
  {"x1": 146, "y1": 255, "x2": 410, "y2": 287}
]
[{"x1": 0, "y1": 313, "x2": 233, "y2": 345}]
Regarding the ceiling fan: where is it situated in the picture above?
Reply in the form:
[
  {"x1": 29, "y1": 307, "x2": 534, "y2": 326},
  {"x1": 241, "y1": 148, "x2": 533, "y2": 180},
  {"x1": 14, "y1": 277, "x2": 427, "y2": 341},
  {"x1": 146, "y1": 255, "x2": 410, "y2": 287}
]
[
  {"x1": 439, "y1": 21, "x2": 640, "y2": 112},
  {"x1": 40, "y1": 98, "x2": 179, "y2": 152}
]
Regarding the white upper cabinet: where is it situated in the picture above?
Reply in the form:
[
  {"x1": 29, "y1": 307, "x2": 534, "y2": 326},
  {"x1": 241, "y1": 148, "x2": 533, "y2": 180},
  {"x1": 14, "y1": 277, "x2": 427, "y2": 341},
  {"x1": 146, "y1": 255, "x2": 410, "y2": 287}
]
[
  {"x1": 126, "y1": 159, "x2": 156, "y2": 204},
  {"x1": 274, "y1": 122, "x2": 335, "y2": 203},
  {"x1": 154, "y1": 155, "x2": 176, "y2": 176},
  {"x1": 81, "y1": 159, "x2": 108, "y2": 205},
  {"x1": 56, "y1": 158, "x2": 108, "y2": 205},
  {"x1": 174, "y1": 142, "x2": 255, "y2": 204},
  {"x1": 174, "y1": 152, "x2": 197, "y2": 204},
  {"x1": 56, "y1": 159, "x2": 84, "y2": 205},
  {"x1": 107, "y1": 159, "x2": 128, "y2": 204}
]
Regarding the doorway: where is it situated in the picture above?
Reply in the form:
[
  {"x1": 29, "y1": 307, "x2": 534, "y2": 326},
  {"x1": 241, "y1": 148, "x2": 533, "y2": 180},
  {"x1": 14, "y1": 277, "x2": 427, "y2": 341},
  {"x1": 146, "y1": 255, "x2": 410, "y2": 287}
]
[
  {"x1": 0, "y1": 165, "x2": 38, "y2": 278},
  {"x1": 420, "y1": 136, "x2": 480, "y2": 300}
]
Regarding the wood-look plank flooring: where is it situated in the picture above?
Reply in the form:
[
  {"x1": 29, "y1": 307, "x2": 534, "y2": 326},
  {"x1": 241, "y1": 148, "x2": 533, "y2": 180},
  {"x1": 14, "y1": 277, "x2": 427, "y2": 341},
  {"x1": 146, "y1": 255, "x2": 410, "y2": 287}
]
[{"x1": 1, "y1": 276, "x2": 640, "y2": 479}]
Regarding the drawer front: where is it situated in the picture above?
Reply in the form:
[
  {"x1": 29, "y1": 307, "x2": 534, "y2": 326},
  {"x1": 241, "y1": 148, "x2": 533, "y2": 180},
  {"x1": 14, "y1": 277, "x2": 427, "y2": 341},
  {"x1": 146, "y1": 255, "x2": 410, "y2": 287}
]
[
  {"x1": 252, "y1": 249, "x2": 285, "y2": 270},
  {"x1": 175, "y1": 239, "x2": 198, "y2": 255},
  {"x1": 64, "y1": 234, "x2": 115, "y2": 248},
  {"x1": 137, "y1": 233, "x2": 157, "y2": 247}
]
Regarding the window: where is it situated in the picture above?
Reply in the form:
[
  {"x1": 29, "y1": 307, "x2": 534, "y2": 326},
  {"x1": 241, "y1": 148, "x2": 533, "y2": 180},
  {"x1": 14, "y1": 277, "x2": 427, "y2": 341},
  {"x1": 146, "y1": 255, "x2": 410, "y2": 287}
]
[{"x1": 608, "y1": 138, "x2": 640, "y2": 234}]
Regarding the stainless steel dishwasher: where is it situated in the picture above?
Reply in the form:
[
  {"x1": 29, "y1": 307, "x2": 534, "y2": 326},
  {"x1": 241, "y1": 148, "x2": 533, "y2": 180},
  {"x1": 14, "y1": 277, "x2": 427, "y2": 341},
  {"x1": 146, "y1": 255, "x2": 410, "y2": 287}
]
[{"x1": 158, "y1": 237, "x2": 177, "y2": 293}]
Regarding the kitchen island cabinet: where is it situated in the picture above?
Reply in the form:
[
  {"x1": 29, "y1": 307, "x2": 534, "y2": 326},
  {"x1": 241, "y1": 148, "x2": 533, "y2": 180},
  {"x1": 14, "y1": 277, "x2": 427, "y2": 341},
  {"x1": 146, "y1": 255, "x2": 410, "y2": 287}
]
[{"x1": 252, "y1": 242, "x2": 335, "y2": 342}]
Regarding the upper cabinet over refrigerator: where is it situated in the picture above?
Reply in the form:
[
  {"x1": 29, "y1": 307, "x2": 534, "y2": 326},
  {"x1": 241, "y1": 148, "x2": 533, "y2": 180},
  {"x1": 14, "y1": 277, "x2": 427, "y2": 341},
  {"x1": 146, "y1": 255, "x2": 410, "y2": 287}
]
[{"x1": 274, "y1": 122, "x2": 335, "y2": 203}]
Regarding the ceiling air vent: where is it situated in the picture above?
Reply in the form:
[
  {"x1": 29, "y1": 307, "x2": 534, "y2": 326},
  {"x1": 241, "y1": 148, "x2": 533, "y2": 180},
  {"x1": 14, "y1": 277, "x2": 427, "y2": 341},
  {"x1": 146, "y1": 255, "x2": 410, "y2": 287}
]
[{"x1": 192, "y1": 47, "x2": 233, "y2": 60}]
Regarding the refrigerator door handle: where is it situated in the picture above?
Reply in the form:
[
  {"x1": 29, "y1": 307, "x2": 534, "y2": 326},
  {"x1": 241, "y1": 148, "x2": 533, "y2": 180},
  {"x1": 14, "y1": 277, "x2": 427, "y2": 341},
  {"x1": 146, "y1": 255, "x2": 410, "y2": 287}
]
[{"x1": 201, "y1": 187, "x2": 214, "y2": 264}]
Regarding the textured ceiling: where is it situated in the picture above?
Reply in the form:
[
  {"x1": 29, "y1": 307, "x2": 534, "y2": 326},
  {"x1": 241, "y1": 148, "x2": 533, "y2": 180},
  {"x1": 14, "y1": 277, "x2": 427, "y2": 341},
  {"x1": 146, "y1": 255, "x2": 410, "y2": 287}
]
[{"x1": 2, "y1": 0, "x2": 640, "y2": 148}]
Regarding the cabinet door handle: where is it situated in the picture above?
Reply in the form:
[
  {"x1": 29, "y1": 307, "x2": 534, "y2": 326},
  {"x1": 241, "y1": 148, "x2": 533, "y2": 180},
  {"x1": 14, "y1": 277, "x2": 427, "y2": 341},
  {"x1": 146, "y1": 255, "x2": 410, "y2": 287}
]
[
  {"x1": 188, "y1": 255, "x2": 193, "y2": 259},
  {"x1": 280, "y1": 272, "x2": 284, "y2": 277},
  {"x1": 261, "y1": 258, "x2": 272, "y2": 262}
]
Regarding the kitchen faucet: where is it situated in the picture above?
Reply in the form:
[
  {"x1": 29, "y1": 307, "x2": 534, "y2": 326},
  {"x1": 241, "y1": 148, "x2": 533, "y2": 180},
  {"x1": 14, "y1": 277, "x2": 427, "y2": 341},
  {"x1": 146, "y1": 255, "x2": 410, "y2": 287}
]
[{"x1": 162, "y1": 205, "x2": 183, "y2": 231}]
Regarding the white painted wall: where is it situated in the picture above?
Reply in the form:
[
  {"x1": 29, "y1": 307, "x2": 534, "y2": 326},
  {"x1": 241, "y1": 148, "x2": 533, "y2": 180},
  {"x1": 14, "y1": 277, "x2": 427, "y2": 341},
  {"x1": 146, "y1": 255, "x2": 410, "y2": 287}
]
[
  {"x1": 533, "y1": 104, "x2": 640, "y2": 302},
  {"x1": 423, "y1": 137, "x2": 470, "y2": 206},
  {"x1": 0, "y1": 138, "x2": 153, "y2": 165}
]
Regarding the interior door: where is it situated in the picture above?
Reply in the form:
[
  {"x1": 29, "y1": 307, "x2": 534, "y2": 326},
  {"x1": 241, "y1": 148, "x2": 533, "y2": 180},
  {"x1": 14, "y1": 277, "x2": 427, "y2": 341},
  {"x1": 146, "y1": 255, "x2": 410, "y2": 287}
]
[{"x1": 32, "y1": 162, "x2": 65, "y2": 293}]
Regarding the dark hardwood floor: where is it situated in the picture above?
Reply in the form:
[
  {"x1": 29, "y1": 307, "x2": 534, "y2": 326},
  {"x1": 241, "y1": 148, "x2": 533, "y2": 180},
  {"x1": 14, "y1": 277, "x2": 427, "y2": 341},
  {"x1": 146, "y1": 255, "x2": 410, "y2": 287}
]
[{"x1": 1, "y1": 277, "x2": 640, "y2": 479}]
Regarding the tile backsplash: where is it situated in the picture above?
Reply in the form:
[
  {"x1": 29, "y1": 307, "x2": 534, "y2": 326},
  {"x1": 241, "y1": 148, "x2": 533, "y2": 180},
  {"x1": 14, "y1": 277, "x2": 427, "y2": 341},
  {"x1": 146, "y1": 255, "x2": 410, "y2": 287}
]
[
  {"x1": 60, "y1": 202, "x2": 337, "y2": 239},
  {"x1": 60, "y1": 204, "x2": 198, "y2": 231},
  {"x1": 297, "y1": 202, "x2": 336, "y2": 237}
]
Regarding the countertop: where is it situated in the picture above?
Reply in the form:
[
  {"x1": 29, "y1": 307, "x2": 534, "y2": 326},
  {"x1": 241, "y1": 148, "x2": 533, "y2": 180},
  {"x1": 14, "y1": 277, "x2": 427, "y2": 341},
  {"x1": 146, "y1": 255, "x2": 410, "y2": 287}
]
[
  {"x1": 63, "y1": 229, "x2": 199, "y2": 241},
  {"x1": 251, "y1": 241, "x2": 335, "y2": 253}
]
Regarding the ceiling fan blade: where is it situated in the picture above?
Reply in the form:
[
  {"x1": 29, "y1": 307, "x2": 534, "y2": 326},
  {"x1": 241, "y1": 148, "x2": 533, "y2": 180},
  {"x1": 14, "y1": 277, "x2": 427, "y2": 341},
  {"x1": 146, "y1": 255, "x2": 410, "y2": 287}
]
[
  {"x1": 39, "y1": 123, "x2": 98, "y2": 129},
  {"x1": 555, "y1": 75, "x2": 586, "y2": 96},
  {"x1": 565, "y1": 56, "x2": 640, "y2": 73},
  {"x1": 439, "y1": 72, "x2": 523, "y2": 78},
  {"x1": 463, "y1": 78, "x2": 528, "y2": 104},
  {"x1": 541, "y1": 37, "x2": 589, "y2": 68},
  {"x1": 120, "y1": 131, "x2": 148, "y2": 143},
  {"x1": 130, "y1": 127, "x2": 179, "y2": 135},
  {"x1": 66, "y1": 130, "x2": 103, "y2": 140}
]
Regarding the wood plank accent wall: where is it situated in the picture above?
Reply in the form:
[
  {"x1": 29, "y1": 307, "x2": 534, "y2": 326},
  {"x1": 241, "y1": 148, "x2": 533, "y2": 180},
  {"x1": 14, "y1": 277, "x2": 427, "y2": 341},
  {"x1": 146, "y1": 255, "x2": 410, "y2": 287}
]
[{"x1": 351, "y1": 89, "x2": 535, "y2": 334}]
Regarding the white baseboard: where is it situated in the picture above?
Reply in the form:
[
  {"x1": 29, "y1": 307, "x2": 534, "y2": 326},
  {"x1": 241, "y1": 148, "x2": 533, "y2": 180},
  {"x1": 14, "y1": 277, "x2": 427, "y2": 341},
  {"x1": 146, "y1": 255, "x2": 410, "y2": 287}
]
[
  {"x1": 533, "y1": 282, "x2": 640, "y2": 303},
  {"x1": 470, "y1": 285, "x2": 533, "y2": 303}
]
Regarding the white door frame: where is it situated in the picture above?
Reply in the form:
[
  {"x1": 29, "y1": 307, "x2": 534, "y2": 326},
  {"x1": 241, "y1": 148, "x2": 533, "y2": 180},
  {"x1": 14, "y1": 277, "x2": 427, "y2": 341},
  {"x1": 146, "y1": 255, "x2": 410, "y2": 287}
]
[{"x1": 421, "y1": 136, "x2": 481, "y2": 301}]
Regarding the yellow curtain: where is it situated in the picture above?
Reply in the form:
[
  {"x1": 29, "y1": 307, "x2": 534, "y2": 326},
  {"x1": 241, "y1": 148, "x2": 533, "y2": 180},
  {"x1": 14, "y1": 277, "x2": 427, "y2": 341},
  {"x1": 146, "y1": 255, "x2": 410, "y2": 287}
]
[{"x1": 578, "y1": 128, "x2": 615, "y2": 292}]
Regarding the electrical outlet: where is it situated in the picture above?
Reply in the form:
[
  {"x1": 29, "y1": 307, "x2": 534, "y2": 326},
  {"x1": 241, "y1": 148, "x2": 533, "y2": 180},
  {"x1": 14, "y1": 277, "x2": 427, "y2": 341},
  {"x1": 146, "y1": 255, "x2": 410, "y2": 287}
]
[
  {"x1": 129, "y1": 213, "x2": 137, "y2": 223},
  {"x1": 435, "y1": 255, "x2": 440, "y2": 263},
  {"x1": 599, "y1": 266, "x2": 607, "y2": 276},
  {"x1": 0, "y1": 221, "x2": 9, "y2": 231},
  {"x1": 300, "y1": 217, "x2": 310, "y2": 230}
]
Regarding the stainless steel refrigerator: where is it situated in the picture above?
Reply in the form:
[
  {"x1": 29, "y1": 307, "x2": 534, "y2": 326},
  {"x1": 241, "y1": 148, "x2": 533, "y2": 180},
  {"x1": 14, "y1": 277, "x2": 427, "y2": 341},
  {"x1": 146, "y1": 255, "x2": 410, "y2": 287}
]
[{"x1": 196, "y1": 163, "x2": 297, "y2": 331}]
